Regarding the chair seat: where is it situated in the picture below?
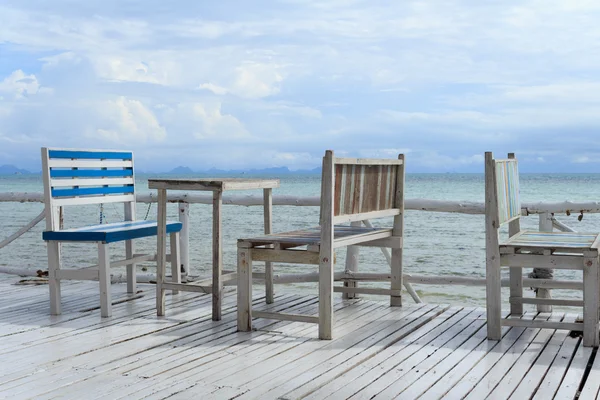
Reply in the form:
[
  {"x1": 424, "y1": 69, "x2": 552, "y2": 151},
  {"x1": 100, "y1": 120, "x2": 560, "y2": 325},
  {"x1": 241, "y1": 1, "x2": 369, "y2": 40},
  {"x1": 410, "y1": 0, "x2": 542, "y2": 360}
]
[
  {"x1": 501, "y1": 231, "x2": 600, "y2": 252},
  {"x1": 43, "y1": 220, "x2": 183, "y2": 243},
  {"x1": 239, "y1": 225, "x2": 393, "y2": 248}
]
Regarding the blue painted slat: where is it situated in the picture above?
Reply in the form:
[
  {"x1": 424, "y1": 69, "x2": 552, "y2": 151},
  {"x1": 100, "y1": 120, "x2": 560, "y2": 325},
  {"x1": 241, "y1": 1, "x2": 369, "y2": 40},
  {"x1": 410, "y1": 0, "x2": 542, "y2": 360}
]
[
  {"x1": 42, "y1": 221, "x2": 182, "y2": 243},
  {"x1": 48, "y1": 150, "x2": 133, "y2": 160},
  {"x1": 50, "y1": 169, "x2": 134, "y2": 178},
  {"x1": 51, "y1": 185, "x2": 134, "y2": 198}
]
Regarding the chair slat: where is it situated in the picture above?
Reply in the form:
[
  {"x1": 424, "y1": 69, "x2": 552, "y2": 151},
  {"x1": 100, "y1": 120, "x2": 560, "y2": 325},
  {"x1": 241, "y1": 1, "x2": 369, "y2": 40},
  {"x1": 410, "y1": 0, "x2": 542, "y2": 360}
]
[
  {"x1": 48, "y1": 150, "x2": 133, "y2": 160},
  {"x1": 51, "y1": 185, "x2": 134, "y2": 198},
  {"x1": 48, "y1": 159, "x2": 133, "y2": 168},
  {"x1": 334, "y1": 163, "x2": 398, "y2": 217},
  {"x1": 50, "y1": 169, "x2": 133, "y2": 178},
  {"x1": 495, "y1": 160, "x2": 520, "y2": 225},
  {"x1": 50, "y1": 177, "x2": 134, "y2": 187}
]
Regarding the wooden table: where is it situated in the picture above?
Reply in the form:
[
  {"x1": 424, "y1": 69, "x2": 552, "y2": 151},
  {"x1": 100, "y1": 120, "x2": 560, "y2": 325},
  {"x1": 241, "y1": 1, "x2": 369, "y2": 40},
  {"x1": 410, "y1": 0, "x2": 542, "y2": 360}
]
[{"x1": 148, "y1": 178, "x2": 280, "y2": 320}]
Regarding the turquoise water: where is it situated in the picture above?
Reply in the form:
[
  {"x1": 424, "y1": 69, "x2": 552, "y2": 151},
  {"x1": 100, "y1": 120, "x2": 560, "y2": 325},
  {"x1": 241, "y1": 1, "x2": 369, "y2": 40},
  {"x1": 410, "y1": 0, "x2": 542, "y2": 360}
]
[{"x1": 2, "y1": 173, "x2": 600, "y2": 308}]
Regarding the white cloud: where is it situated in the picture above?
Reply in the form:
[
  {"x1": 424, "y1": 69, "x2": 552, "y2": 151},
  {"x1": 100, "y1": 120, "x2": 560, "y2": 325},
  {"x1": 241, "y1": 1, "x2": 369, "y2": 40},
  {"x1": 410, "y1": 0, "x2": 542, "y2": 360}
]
[
  {"x1": 191, "y1": 102, "x2": 249, "y2": 139},
  {"x1": 95, "y1": 97, "x2": 166, "y2": 144},
  {"x1": 0, "y1": 70, "x2": 44, "y2": 99}
]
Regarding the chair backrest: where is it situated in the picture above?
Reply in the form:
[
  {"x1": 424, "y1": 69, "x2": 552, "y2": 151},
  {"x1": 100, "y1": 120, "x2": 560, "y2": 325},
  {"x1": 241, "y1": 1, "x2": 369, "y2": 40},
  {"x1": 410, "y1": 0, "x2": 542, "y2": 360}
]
[
  {"x1": 485, "y1": 152, "x2": 521, "y2": 228},
  {"x1": 320, "y1": 150, "x2": 405, "y2": 226},
  {"x1": 41, "y1": 148, "x2": 136, "y2": 231}
]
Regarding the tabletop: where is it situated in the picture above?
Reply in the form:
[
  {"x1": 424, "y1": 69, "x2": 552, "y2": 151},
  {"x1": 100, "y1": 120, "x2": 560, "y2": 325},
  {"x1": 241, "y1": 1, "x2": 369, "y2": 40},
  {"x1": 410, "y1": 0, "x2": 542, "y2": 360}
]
[{"x1": 148, "y1": 178, "x2": 280, "y2": 191}]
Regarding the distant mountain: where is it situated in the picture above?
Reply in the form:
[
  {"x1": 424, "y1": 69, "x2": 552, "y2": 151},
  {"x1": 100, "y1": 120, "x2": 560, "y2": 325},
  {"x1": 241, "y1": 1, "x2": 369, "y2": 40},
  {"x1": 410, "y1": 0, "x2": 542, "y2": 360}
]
[
  {"x1": 168, "y1": 166, "x2": 195, "y2": 174},
  {"x1": 0, "y1": 165, "x2": 31, "y2": 174}
]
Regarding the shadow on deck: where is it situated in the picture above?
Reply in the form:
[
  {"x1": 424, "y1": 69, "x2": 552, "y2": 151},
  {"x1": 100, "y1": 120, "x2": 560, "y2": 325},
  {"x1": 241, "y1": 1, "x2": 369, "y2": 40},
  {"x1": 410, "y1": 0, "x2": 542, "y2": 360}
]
[{"x1": 0, "y1": 273, "x2": 598, "y2": 399}]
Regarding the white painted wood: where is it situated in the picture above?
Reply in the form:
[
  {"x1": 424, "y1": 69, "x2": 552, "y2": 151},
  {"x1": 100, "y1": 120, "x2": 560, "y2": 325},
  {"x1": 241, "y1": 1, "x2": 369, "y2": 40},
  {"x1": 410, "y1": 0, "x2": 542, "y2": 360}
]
[
  {"x1": 552, "y1": 340, "x2": 593, "y2": 399},
  {"x1": 536, "y1": 211, "x2": 554, "y2": 312},
  {"x1": 52, "y1": 194, "x2": 136, "y2": 207},
  {"x1": 237, "y1": 247, "x2": 252, "y2": 332},
  {"x1": 485, "y1": 151, "x2": 502, "y2": 340},
  {"x1": 249, "y1": 248, "x2": 320, "y2": 264},
  {"x1": 263, "y1": 188, "x2": 274, "y2": 304},
  {"x1": 8, "y1": 190, "x2": 600, "y2": 216},
  {"x1": 333, "y1": 157, "x2": 404, "y2": 165},
  {"x1": 155, "y1": 188, "x2": 167, "y2": 317},
  {"x1": 148, "y1": 178, "x2": 280, "y2": 191},
  {"x1": 502, "y1": 319, "x2": 581, "y2": 331},
  {"x1": 49, "y1": 177, "x2": 135, "y2": 187},
  {"x1": 582, "y1": 253, "x2": 600, "y2": 347},
  {"x1": 56, "y1": 269, "x2": 100, "y2": 280},
  {"x1": 47, "y1": 159, "x2": 133, "y2": 168},
  {"x1": 343, "y1": 221, "x2": 361, "y2": 300},
  {"x1": 333, "y1": 287, "x2": 401, "y2": 296},
  {"x1": 507, "y1": 155, "x2": 523, "y2": 315},
  {"x1": 47, "y1": 240, "x2": 61, "y2": 315},
  {"x1": 509, "y1": 314, "x2": 576, "y2": 400},
  {"x1": 178, "y1": 202, "x2": 190, "y2": 278},
  {"x1": 124, "y1": 199, "x2": 136, "y2": 294},
  {"x1": 319, "y1": 150, "x2": 335, "y2": 340},
  {"x1": 97, "y1": 243, "x2": 112, "y2": 318},
  {"x1": 212, "y1": 189, "x2": 223, "y2": 321},
  {"x1": 333, "y1": 209, "x2": 400, "y2": 224},
  {"x1": 170, "y1": 231, "x2": 181, "y2": 295},
  {"x1": 332, "y1": 229, "x2": 392, "y2": 248},
  {"x1": 578, "y1": 344, "x2": 600, "y2": 399},
  {"x1": 354, "y1": 236, "x2": 402, "y2": 248},
  {"x1": 390, "y1": 153, "x2": 404, "y2": 307},
  {"x1": 501, "y1": 254, "x2": 583, "y2": 269},
  {"x1": 252, "y1": 311, "x2": 319, "y2": 324},
  {"x1": 515, "y1": 298, "x2": 583, "y2": 307}
]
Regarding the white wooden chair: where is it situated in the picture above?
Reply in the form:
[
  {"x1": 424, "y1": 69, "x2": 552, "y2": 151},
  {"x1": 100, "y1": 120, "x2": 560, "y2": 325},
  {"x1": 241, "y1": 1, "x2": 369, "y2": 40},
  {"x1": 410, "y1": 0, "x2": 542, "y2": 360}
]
[
  {"x1": 237, "y1": 150, "x2": 405, "y2": 339},
  {"x1": 485, "y1": 152, "x2": 600, "y2": 347},
  {"x1": 41, "y1": 148, "x2": 182, "y2": 317}
]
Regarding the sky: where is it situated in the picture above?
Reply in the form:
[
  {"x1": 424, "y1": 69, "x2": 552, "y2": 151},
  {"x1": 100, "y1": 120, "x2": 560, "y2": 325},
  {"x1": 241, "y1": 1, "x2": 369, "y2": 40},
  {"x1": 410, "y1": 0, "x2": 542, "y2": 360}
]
[{"x1": 0, "y1": 0, "x2": 599, "y2": 173}]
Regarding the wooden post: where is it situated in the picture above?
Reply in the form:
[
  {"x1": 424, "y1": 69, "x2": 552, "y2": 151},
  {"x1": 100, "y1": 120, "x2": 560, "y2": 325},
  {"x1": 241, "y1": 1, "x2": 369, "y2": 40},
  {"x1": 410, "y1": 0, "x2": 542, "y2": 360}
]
[
  {"x1": 390, "y1": 153, "x2": 405, "y2": 307},
  {"x1": 156, "y1": 188, "x2": 167, "y2": 316},
  {"x1": 212, "y1": 190, "x2": 223, "y2": 321},
  {"x1": 507, "y1": 153, "x2": 522, "y2": 315},
  {"x1": 98, "y1": 242, "x2": 112, "y2": 318},
  {"x1": 343, "y1": 221, "x2": 361, "y2": 299},
  {"x1": 178, "y1": 202, "x2": 190, "y2": 280},
  {"x1": 319, "y1": 150, "x2": 335, "y2": 340},
  {"x1": 582, "y1": 251, "x2": 600, "y2": 347},
  {"x1": 237, "y1": 245, "x2": 253, "y2": 332},
  {"x1": 170, "y1": 231, "x2": 181, "y2": 294},
  {"x1": 263, "y1": 188, "x2": 274, "y2": 304},
  {"x1": 536, "y1": 212, "x2": 553, "y2": 312},
  {"x1": 124, "y1": 201, "x2": 136, "y2": 294},
  {"x1": 485, "y1": 152, "x2": 502, "y2": 340}
]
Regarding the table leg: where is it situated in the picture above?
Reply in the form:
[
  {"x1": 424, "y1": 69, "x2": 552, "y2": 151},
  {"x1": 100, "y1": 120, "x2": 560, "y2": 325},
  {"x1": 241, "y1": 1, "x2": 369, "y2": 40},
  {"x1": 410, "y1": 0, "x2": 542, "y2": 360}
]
[
  {"x1": 156, "y1": 189, "x2": 167, "y2": 316},
  {"x1": 263, "y1": 188, "x2": 274, "y2": 304},
  {"x1": 212, "y1": 190, "x2": 223, "y2": 321}
]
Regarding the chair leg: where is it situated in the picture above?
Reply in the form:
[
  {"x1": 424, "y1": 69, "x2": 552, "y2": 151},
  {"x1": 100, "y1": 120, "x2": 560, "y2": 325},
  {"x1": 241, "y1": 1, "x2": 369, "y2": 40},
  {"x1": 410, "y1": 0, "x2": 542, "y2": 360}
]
[
  {"x1": 486, "y1": 249, "x2": 502, "y2": 341},
  {"x1": 98, "y1": 243, "x2": 112, "y2": 318},
  {"x1": 237, "y1": 247, "x2": 253, "y2": 332},
  {"x1": 509, "y1": 266, "x2": 523, "y2": 315},
  {"x1": 170, "y1": 232, "x2": 181, "y2": 295},
  {"x1": 265, "y1": 260, "x2": 274, "y2": 304},
  {"x1": 125, "y1": 239, "x2": 136, "y2": 294},
  {"x1": 390, "y1": 247, "x2": 403, "y2": 307},
  {"x1": 47, "y1": 241, "x2": 62, "y2": 315},
  {"x1": 583, "y1": 253, "x2": 600, "y2": 347},
  {"x1": 319, "y1": 247, "x2": 334, "y2": 340}
]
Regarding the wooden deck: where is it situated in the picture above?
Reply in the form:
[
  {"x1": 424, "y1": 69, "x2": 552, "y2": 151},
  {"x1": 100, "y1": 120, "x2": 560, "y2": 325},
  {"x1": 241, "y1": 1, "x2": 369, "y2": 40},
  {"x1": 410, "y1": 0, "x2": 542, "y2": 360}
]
[{"x1": 1, "y1": 273, "x2": 599, "y2": 400}]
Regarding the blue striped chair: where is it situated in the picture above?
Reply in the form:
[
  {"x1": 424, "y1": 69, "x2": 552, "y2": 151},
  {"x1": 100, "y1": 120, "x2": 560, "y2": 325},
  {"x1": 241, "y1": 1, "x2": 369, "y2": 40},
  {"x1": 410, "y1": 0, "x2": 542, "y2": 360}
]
[
  {"x1": 41, "y1": 148, "x2": 182, "y2": 317},
  {"x1": 485, "y1": 152, "x2": 600, "y2": 347}
]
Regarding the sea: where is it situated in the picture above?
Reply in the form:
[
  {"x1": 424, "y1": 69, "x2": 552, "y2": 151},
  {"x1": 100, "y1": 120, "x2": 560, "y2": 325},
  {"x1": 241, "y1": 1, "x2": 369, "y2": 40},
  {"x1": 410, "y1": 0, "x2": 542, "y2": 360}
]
[{"x1": 2, "y1": 173, "x2": 600, "y2": 308}]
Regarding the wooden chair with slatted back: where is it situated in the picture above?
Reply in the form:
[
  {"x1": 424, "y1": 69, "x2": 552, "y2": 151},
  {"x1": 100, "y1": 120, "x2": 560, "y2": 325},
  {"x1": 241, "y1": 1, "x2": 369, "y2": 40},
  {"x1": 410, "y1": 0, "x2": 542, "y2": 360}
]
[
  {"x1": 485, "y1": 151, "x2": 600, "y2": 347},
  {"x1": 237, "y1": 150, "x2": 405, "y2": 339},
  {"x1": 41, "y1": 148, "x2": 183, "y2": 317}
]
